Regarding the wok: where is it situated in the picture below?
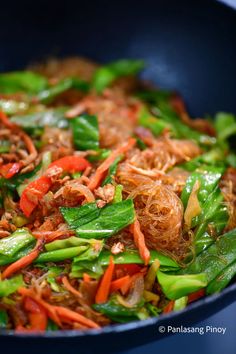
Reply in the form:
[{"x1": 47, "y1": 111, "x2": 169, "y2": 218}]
[{"x1": 0, "y1": 0, "x2": 236, "y2": 353}]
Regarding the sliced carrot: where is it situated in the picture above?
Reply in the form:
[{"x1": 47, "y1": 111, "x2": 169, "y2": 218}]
[
  {"x1": 18, "y1": 287, "x2": 99, "y2": 329},
  {"x1": 0, "y1": 110, "x2": 16, "y2": 129},
  {"x1": 110, "y1": 275, "x2": 131, "y2": 294},
  {"x1": 54, "y1": 306, "x2": 99, "y2": 329},
  {"x1": 188, "y1": 289, "x2": 205, "y2": 304},
  {"x1": 62, "y1": 276, "x2": 82, "y2": 298},
  {"x1": 95, "y1": 256, "x2": 115, "y2": 304},
  {"x1": 163, "y1": 300, "x2": 175, "y2": 314},
  {"x1": 88, "y1": 138, "x2": 136, "y2": 190},
  {"x1": 2, "y1": 239, "x2": 43, "y2": 279},
  {"x1": 129, "y1": 219, "x2": 150, "y2": 265}
]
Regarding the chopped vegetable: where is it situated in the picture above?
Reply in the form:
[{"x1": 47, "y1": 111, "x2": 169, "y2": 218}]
[
  {"x1": 92, "y1": 59, "x2": 144, "y2": 93},
  {"x1": 1, "y1": 56, "x2": 236, "y2": 330},
  {"x1": 88, "y1": 138, "x2": 136, "y2": 190},
  {"x1": 157, "y1": 271, "x2": 207, "y2": 300},
  {"x1": 0, "y1": 71, "x2": 47, "y2": 94},
  {"x1": 61, "y1": 200, "x2": 135, "y2": 239},
  {"x1": 0, "y1": 275, "x2": 24, "y2": 297},
  {"x1": 37, "y1": 77, "x2": 89, "y2": 103},
  {"x1": 129, "y1": 219, "x2": 150, "y2": 265},
  {"x1": 95, "y1": 256, "x2": 114, "y2": 304},
  {"x1": 70, "y1": 115, "x2": 99, "y2": 151}
]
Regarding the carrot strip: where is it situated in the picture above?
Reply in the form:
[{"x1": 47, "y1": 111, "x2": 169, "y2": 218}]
[
  {"x1": 2, "y1": 239, "x2": 43, "y2": 279},
  {"x1": 18, "y1": 288, "x2": 62, "y2": 326},
  {"x1": 163, "y1": 300, "x2": 175, "y2": 314},
  {"x1": 24, "y1": 297, "x2": 47, "y2": 331},
  {"x1": 95, "y1": 256, "x2": 114, "y2": 304},
  {"x1": 18, "y1": 287, "x2": 100, "y2": 329},
  {"x1": 110, "y1": 275, "x2": 131, "y2": 294},
  {"x1": 88, "y1": 138, "x2": 136, "y2": 190},
  {"x1": 188, "y1": 289, "x2": 205, "y2": 304},
  {"x1": 62, "y1": 276, "x2": 82, "y2": 298},
  {"x1": 129, "y1": 219, "x2": 150, "y2": 265},
  {"x1": 53, "y1": 306, "x2": 100, "y2": 329},
  {"x1": 0, "y1": 110, "x2": 16, "y2": 129}
]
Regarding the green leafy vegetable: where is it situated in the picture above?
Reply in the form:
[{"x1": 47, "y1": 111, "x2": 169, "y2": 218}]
[
  {"x1": 61, "y1": 200, "x2": 135, "y2": 239},
  {"x1": 181, "y1": 149, "x2": 226, "y2": 172},
  {"x1": 214, "y1": 112, "x2": 236, "y2": 141},
  {"x1": 93, "y1": 296, "x2": 149, "y2": 323},
  {"x1": 206, "y1": 261, "x2": 236, "y2": 294},
  {"x1": 0, "y1": 229, "x2": 35, "y2": 259},
  {"x1": 71, "y1": 249, "x2": 179, "y2": 278},
  {"x1": 0, "y1": 71, "x2": 47, "y2": 94},
  {"x1": 37, "y1": 77, "x2": 89, "y2": 103},
  {"x1": 157, "y1": 271, "x2": 207, "y2": 300},
  {"x1": 92, "y1": 59, "x2": 144, "y2": 93},
  {"x1": 0, "y1": 275, "x2": 24, "y2": 297},
  {"x1": 11, "y1": 108, "x2": 69, "y2": 130},
  {"x1": 181, "y1": 168, "x2": 222, "y2": 209},
  {"x1": 183, "y1": 228, "x2": 236, "y2": 295},
  {"x1": 139, "y1": 89, "x2": 215, "y2": 146},
  {"x1": 173, "y1": 296, "x2": 188, "y2": 311},
  {"x1": 60, "y1": 203, "x2": 100, "y2": 229},
  {"x1": 181, "y1": 168, "x2": 228, "y2": 254},
  {"x1": 70, "y1": 115, "x2": 99, "y2": 151},
  {"x1": 138, "y1": 106, "x2": 169, "y2": 136}
]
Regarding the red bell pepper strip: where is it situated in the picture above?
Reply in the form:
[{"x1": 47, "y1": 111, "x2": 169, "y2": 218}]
[
  {"x1": 0, "y1": 162, "x2": 22, "y2": 179},
  {"x1": 115, "y1": 264, "x2": 142, "y2": 277},
  {"x1": 24, "y1": 297, "x2": 47, "y2": 331},
  {"x1": 188, "y1": 289, "x2": 205, "y2": 304},
  {"x1": 48, "y1": 155, "x2": 90, "y2": 173},
  {"x1": 20, "y1": 156, "x2": 90, "y2": 217},
  {"x1": 20, "y1": 175, "x2": 52, "y2": 217}
]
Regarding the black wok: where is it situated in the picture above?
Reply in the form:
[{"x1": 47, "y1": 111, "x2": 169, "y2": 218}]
[{"x1": 0, "y1": 0, "x2": 236, "y2": 353}]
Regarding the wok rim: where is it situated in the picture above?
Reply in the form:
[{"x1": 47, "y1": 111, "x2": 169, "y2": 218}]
[{"x1": 1, "y1": 281, "x2": 236, "y2": 338}]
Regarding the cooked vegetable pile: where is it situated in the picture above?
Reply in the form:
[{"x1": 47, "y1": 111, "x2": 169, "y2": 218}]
[{"x1": 0, "y1": 57, "x2": 236, "y2": 331}]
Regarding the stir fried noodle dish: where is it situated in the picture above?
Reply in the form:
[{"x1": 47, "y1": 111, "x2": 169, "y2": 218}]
[{"x1": 0, "y1": 57, "x2": 236, "y2": 331}]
